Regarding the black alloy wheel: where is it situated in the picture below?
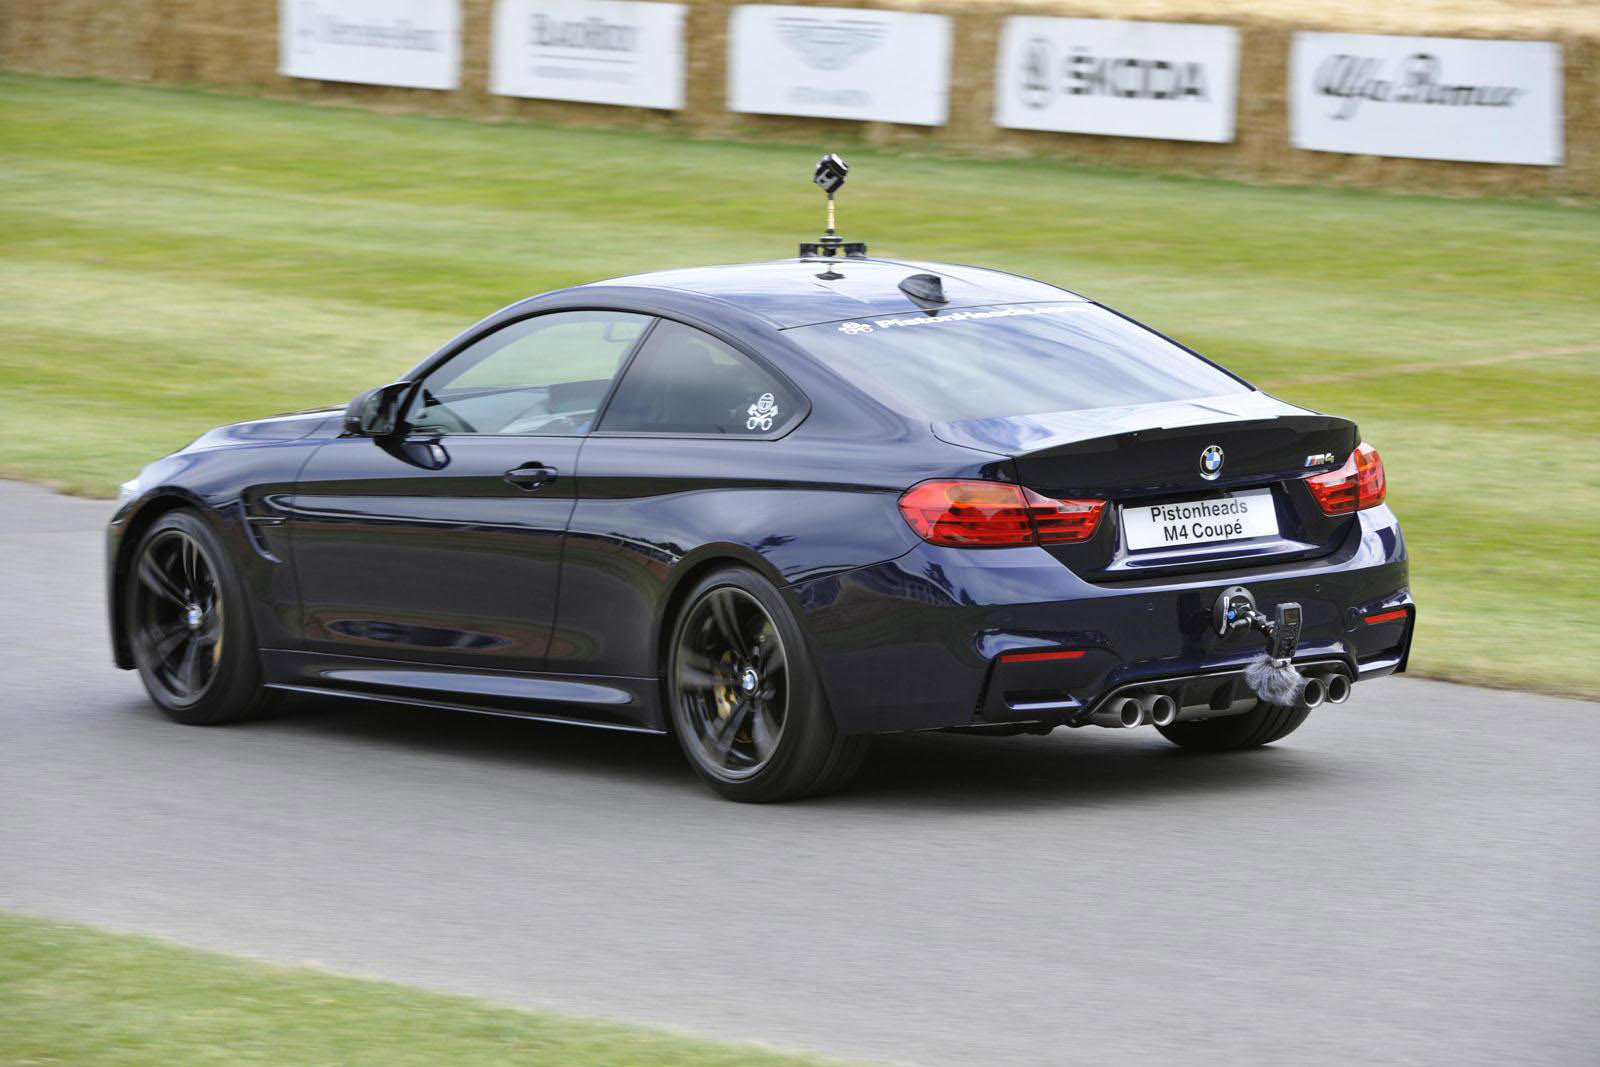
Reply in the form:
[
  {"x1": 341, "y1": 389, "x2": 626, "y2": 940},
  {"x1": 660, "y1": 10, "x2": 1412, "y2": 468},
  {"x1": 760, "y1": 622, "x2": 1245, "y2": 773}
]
[
  {"x1": 674, "y1": 586, "x2": 789, "y2": 781},
  {"x1": 127, "y1": 510, "x2": 271, "y2": 725},
  {"x1": 132, "y1": 527, "x2": 224, "y2": 706},
  {"x1": 668, "y1": 568, "x2": 869, "y2": 802}
]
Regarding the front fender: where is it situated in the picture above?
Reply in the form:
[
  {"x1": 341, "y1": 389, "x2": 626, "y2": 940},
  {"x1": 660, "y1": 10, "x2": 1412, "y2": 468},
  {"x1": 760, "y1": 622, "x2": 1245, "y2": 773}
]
[{"x1": 106, "y1": 436, "x2": 329, "y2": 667}]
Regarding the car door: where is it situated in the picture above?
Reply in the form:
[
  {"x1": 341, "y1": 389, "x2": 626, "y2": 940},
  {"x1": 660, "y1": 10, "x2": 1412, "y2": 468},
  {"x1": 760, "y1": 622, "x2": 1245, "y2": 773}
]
[
  {"x1": 552, "y1": 318, "x2": 808, "y2": 678},
  {"x1": 289, "y1": 309, "x2": 653, "y2": 680}
]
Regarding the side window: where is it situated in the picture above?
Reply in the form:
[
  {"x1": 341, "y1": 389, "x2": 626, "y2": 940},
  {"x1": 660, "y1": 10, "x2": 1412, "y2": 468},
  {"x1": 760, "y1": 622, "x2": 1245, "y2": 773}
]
[
  {"x1": 598, "y1": 320, "x2": 801, "y2": 436},
  {"x1": 405, "y1": 311, "x2": 650, "y2": 436}
]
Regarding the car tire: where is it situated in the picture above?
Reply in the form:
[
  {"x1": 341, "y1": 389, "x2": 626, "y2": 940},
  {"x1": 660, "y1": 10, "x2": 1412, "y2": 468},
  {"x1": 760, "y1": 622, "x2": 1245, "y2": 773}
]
[
  {"x1": 666, "y1": 567, "x2": 869, "y2": 802},
  {"x1": 125, "y1": 509, "x2": 275, "y2": 726},
  {"x1": 1154, "y1": 700, "x2": 1311, "y2": 752}
]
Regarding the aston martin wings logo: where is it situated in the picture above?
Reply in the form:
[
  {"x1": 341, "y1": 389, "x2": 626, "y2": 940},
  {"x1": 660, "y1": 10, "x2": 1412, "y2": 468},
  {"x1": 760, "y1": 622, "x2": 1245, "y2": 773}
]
[{"x1": 776, "y1": 16, "x2": 886, "y2": 72}]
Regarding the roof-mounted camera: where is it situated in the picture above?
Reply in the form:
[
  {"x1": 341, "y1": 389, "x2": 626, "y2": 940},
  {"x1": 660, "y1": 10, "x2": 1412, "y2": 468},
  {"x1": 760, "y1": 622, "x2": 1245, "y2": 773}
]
[{"x1": 799, "y1": 153, "x2": 867, "y2": 262}]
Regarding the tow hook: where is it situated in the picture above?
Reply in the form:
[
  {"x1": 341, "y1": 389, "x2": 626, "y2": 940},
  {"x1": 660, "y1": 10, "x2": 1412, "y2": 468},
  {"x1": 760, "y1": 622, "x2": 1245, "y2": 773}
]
[{"x1": 1214, "y1": 586, "x2": 1310, "y2": 706}]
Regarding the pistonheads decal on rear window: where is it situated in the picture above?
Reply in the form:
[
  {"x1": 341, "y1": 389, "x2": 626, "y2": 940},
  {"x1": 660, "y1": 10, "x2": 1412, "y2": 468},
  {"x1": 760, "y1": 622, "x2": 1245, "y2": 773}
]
[
  {"x1": 746, "y1": 392, "x2": 780, "y2": 431},
  {"x1": 837, "y1": 303, "x2": 1083, "y2": 333}
]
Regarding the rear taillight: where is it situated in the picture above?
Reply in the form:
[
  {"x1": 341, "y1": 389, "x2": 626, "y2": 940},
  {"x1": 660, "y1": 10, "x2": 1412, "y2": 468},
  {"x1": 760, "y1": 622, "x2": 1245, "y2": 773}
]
[
  {"x1": 898, "y1": 480, "x2": 1104, "y2": 548},
  {"x1": 1029, "y1": 492, "x2": 1106, "y2": 544},
  {"x1": 1307, "y1": 442, "x2": 1387, "y2": 516}
]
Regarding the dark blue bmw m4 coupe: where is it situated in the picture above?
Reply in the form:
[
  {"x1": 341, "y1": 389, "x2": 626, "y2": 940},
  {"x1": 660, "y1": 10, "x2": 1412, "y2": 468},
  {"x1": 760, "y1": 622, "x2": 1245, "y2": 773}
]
[{"x1": 108, "y1": 253, "x2": 1414, "y2": 800}]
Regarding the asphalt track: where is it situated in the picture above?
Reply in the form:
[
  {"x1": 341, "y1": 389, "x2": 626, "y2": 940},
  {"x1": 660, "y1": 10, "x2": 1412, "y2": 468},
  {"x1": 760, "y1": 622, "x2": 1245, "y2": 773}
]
[{"x1": 2, "y1": 479, "x2": 1596, "y2": 1066}]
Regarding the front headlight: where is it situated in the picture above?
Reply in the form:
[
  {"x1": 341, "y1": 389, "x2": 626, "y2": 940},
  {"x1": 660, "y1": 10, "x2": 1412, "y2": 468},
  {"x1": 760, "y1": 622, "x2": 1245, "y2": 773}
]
[{"x1": 117, "y1": 478, "x2": 141, "y2": 507}]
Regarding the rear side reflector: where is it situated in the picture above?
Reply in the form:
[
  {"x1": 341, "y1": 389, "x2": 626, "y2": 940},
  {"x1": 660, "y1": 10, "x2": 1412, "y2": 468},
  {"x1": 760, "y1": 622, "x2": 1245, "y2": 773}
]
[
  {"x1": 999, "y1": 649, "x2": 1087, "y2": 664},
  {"x1": 1364, "y1": 608, "x2": 1408, "y2": 626},
  {"x1": 1307, "y1": 442, "x2": 1387, "y2": 515},
  {"x1": 898, "y1": 480, "x2": 1104, "y2": 548}
]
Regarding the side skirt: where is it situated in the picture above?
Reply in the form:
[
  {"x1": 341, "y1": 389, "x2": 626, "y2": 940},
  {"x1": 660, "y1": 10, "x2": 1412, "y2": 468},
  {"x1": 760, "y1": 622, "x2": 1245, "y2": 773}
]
[
  {"x1": 260, "y1": 649, "x2": 666, "y2": 733},
  {"x1": 263, "y1": 683, "x2": 667, "y2": 735}
]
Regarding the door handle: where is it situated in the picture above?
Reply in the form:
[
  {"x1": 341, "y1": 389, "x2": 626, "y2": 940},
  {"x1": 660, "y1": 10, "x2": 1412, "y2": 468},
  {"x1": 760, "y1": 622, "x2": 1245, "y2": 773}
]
[{"x1": 504, "y1": 463, "x2": 558, "y2": 491}]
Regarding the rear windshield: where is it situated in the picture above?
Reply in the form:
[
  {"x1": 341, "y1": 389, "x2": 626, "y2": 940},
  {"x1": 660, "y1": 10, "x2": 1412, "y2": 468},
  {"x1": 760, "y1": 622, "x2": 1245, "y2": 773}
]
[{"x1": 789, "y1": 303, "x2": 1251, "y2": 421}]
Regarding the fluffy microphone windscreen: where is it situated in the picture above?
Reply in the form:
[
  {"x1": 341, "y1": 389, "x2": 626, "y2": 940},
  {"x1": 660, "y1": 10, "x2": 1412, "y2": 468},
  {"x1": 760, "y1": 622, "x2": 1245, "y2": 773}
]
[{"x1": 1243, "y1": 653, "x2": 1306, "y2": 707}]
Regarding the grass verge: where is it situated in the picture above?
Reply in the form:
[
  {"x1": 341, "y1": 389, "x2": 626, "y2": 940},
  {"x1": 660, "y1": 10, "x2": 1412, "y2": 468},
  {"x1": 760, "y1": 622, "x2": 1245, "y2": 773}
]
[
  {"x1": 0, "y1": 72, "x2": 1596, "y2": 698},
  {"x1": 0, "y1": 911, "x2": 844, "y2": 1066}
]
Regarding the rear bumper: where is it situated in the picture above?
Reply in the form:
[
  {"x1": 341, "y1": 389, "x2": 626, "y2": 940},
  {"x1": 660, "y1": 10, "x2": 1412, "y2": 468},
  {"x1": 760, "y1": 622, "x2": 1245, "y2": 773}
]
[{"x1": 792, "y1": 506, "x2": 1413, "y2": 734}]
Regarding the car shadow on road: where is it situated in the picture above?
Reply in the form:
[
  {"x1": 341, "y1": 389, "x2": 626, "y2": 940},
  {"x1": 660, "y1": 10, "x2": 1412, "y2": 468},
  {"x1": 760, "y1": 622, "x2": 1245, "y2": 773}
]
[
  {"x1": 836, "y1": 729, "x2": 1332, "y2": 812},
  {"x1": 246, "y1": 692, "x2": 688, "y2": 779},
  {"x1": 228, "y1": 694, "x2": 1335, "y2": 812}
]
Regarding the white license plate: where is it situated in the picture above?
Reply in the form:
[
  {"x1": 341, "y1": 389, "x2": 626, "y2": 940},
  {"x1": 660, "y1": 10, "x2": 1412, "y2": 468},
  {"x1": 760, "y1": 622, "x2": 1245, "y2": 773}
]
[{"x1": 1122, "y1": 489, "x2": 1278, "y2": 551}]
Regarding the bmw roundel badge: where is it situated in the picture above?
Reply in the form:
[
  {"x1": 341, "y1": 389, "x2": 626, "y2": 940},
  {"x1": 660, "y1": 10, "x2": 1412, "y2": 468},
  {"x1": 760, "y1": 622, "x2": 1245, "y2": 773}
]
[{"x1": 1199, "y1": 444, "x2": 1225, "y2": 480}]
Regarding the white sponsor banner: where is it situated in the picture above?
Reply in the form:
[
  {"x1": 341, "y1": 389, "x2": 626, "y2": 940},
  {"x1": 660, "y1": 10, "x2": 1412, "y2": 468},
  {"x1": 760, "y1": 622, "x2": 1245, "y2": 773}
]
[
  {"x1": 995, "y1": 18, "x2": 1239, "y2": 143},
  {"x1": 280, "y1": 0, "x2": 462, "y2": 90},
  {"x1": 491, "y1": 0, "x2": 687, "y2": 110},
  {"x1": 727, "y1": 5, "x2": 952, "y2": 127},
  {"x1": 1289, "y1": 33, "x2": 1563, "y2": 165}
]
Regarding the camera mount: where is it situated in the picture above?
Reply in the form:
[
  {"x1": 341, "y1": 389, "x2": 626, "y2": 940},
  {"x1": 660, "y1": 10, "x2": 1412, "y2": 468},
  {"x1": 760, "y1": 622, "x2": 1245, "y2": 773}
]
[
  {"x1": 799, "y1": 153, "x2": 868, "y2": 260},
  {"x1": 1214, "y1": 586, "x2": 1303, "y2": 663}
]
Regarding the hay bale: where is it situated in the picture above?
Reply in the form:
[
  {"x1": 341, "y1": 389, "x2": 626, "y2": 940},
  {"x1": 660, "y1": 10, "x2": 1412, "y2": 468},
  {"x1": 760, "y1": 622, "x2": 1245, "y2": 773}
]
[{"x1": 0, "y1": 0, "x2": 1593, "y2": 194}]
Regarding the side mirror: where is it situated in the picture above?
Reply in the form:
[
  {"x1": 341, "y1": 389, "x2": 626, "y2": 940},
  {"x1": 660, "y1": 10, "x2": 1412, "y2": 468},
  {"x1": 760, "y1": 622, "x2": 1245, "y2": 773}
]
[{"x1": 343, "y1": 382, "x2": 411, "y2": 437}]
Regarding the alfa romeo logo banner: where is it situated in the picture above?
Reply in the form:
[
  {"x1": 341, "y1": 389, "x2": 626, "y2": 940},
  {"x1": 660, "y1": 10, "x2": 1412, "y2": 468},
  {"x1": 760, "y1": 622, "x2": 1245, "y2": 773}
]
[
  {"x1": 279, "y1": 0, "x2": 462, "y2": 90},
  {"x1": 994, "y1": 18, "x2": 1240, "y2": 143},
  {"x1": 727, "y1": 4, "x2": 952, "y2": 127},
  {"x1": 1289, "y1": 33, "x2": 1563, "y2": 165},
  {"x1": 491, "y1": 0, "x2": 687, "y2": 110}
]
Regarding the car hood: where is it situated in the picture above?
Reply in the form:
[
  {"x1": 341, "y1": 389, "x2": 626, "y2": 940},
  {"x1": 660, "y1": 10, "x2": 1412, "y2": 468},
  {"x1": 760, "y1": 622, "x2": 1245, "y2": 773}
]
[{"x1": 184, "y1": 407, "x2": 344, "y2": 451}]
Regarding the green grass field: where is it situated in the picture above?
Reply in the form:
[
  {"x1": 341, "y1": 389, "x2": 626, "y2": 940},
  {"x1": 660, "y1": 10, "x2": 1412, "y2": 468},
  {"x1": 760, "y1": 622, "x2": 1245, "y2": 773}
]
[
  {"x1": 0, "y1": 912, "x2": 844, "y2": 1066},
  {"x1": 1, "y1": 73, "x2": 1596, "y2": 698}
]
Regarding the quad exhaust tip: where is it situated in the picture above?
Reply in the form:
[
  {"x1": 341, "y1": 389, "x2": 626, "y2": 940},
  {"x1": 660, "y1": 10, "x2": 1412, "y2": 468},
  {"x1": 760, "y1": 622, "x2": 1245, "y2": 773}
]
[
  {"x1": 1088, "y1": 669, "x2": 1352, "y2": 730},
  {"x1": 1115, "y1": 696, "x2": 1145, "y2": 728},
  {"x1": 1143, "y1": 692, "x2": 1178, "y2": 728},
  {"x1": 1091, "y1": 691, "x2": 1177, "y2": 729},
  {"x1": 1301, "y1": 675, "x2": 1327, "y2": 710}
]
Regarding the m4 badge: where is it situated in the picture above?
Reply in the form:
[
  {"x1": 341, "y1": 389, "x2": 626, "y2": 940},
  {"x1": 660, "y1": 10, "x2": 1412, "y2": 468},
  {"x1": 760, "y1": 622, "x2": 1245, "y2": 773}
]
[{"x1": 1305, "y1": 452, "x2": 1337, "y2": 467}]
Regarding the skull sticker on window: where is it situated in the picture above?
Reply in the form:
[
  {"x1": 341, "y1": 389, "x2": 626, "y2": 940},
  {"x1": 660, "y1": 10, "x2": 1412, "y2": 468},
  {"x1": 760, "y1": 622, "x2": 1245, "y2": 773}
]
[{"x1": 746, "y1": 392, "x2": 779, "y2": 432}]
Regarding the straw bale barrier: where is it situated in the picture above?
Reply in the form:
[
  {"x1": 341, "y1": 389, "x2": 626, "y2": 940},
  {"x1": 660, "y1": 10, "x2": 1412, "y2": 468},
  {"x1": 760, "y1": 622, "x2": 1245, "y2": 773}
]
[{"x1": 3, "y1": 0, "x2": 1594, "y2": 194}]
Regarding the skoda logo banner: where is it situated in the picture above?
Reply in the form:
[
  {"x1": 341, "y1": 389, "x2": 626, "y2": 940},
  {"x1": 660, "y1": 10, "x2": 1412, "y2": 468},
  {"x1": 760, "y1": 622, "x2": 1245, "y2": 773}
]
[{"x1": 995, "y1": 17, "x2": 1240, "y2": 143}]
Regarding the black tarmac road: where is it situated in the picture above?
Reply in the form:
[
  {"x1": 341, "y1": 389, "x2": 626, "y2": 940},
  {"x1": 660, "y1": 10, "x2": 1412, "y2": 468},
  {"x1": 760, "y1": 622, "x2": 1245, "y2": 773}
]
[{"x1": 2, "y1": 480, "x2": 1596, "y2": 1066}]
